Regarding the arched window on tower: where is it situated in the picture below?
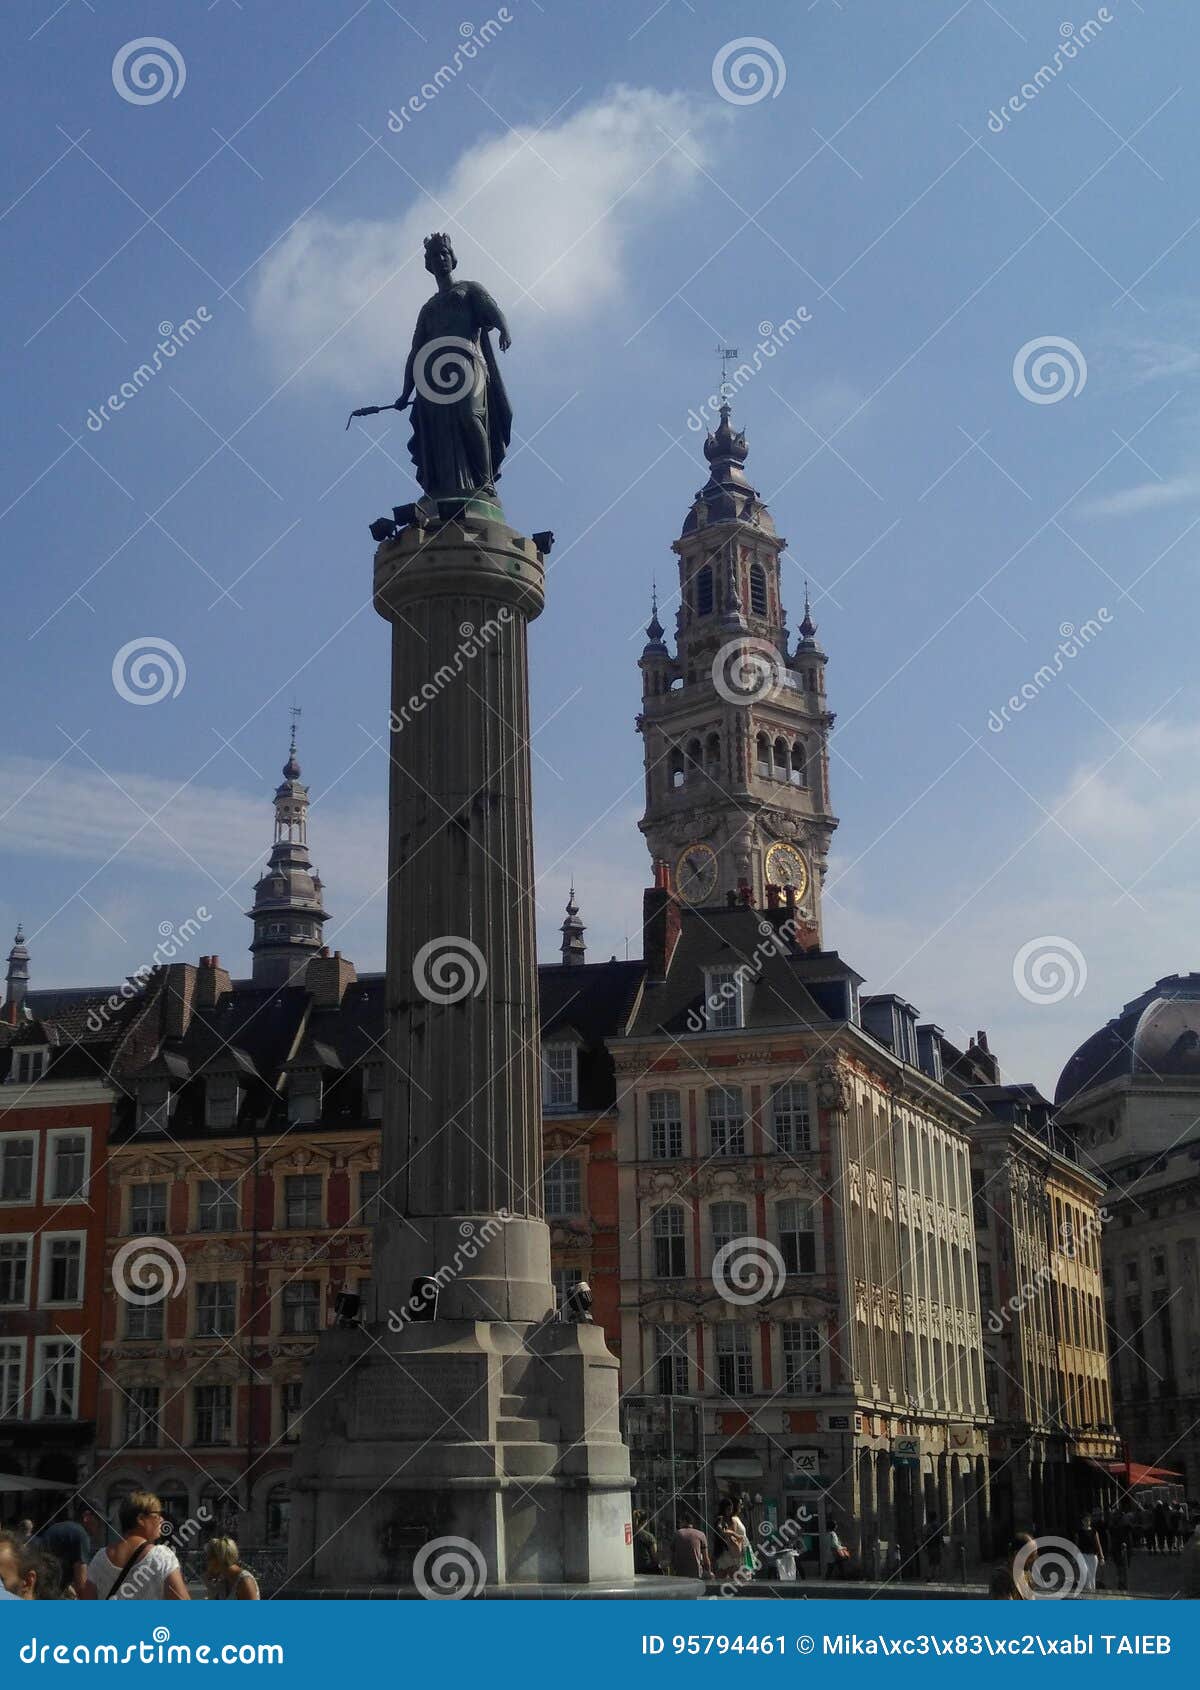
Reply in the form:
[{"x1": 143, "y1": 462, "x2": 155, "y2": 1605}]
[
  {"x1": 695, "y1": 565, "x2": 714, "y2": 616},
  {"x1": 686, "y1": 738, "x2": 703, "y2": 782},
  {"x1": 790, "y1": 741, "x2": 807, "y2": 787},
  {"x1": 756, "y1": 733, "x2": 771, "y2": 779},
  {"x1": 705, "y1": 732, "x2": 721, "y2": 777},
  {"x1": 773, "y1": 737, "x2": 788, "y2": 780},
  {"x1": 669, "y1": 747, "x2": 685, "y2": 790},
  {"x1": 749, "y1": 562, "x2": 767, "y2": 616}
]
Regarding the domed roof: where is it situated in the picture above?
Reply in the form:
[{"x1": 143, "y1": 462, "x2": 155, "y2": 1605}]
[
  {"x1": 1054, "y1": 973, "x2": 1200, "y2": 1105},
  {"x1": 680, "y1": 403, "x2": 777, "y2": 538}
]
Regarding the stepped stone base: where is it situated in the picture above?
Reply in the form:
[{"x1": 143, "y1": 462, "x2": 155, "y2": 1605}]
[{"x1": 286, "y1": 1314, "x2": 637, "y2": 1594}]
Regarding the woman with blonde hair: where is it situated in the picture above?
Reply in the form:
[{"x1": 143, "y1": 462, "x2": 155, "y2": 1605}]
[
  {"x1": 82, "y1": 1492, "x2": 189, "y2": 1600},
  {"x1": 204, "y1": 1536, "x2": 259, "y2": 1600}
]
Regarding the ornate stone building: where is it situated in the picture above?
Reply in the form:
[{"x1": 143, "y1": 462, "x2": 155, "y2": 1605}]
[{"x1": 1055, "y1": 973, "x2": 1200, "y2": 1497}]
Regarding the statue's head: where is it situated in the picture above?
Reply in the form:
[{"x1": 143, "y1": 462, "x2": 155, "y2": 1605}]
[{"x1": 423, "y1": 232, "x2": 457, "y2": 276}]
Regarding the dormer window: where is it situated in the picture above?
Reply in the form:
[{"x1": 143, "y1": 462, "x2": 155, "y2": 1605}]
[
  {"x1": 542, "y1": 1043, "x2": 577, "y2": 1111},
  {"x1": 705, "y1": 968, "x2": 744, "y2": 1030},
  {"x1": 205, "y1": 1076, "x2": 243, "y2": 1130},
  {"x1": 12, "y1": 1048, "x2": 48, "y2": 1085},
  {"x1": 138, "y1": 1087, "x2": 177, "y2": 1134}
]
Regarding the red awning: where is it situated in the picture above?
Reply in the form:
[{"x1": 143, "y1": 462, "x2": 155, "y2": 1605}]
[{"x1": 1101, "y1": 1460, "x2": 1184, "y2": 1486}]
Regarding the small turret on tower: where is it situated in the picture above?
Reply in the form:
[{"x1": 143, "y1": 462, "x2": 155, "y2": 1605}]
[
  {"x1": 4, "y1": 925, "x2": 30, "y2": 1023},
  {"x1": 246, "y1": 725, "x2": 330, "y2": 989},
  {"x1": 560, "y1": 886, "x2": 586, "y2": 968}
]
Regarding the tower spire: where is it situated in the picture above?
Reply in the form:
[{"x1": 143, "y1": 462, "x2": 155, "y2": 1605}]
[
  {"x1": 245, "y1": 728, "x2": 329, "y2": 989},
  {"x1": 560, "y1": 884, "x2": 586, "y2": 967},
  {"x1": 5, "y1": 925, "x2": 30, "y2": 1024}
]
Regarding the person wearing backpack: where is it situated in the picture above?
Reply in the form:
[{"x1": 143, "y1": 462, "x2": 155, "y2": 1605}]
[{"x1": 82, "y1": 1493, "x2": 190, "y2": 1600}]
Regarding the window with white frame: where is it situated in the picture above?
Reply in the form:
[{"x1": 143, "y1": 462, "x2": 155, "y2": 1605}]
[
  {"x1": 0, "y1": 1134, "x2": 35, "y2": 1203},
  {"x1": 652, "y1": 1205, "x2": 687, "y2": 1278},
  {"x1": 35, "y1": 1337, "x2": 80, "y2": 1418},
  {"x1": 137, "y1": 1090, "x2": 176, "y2": 1134},
  {"x1": 281, "y1": 1380, "x2": 304, "y2": 1441},
  {"x1": 0, "y1": 1237, "x2": 31, "y2": 1307},
  {"x1": 41, "y1": 1235, "x2": 84, "y2": 1304},
  {"x1": 282, "y1": 1280, "x2": 321, "y2": 1335},
  {"x1": 542, "y1": 1043, "x2": 577, "y2": 1110},
  {"x1": 648, "y1": 1090, "x2": 683, "y2": 1159},
  {"x1": 707, "y1": 1087, "x2": 745, "y2": 1156},
  {"x1": 715, "y1": 1323, "x2": 754, "y2": 1395},
  {"x1": 781, "y1": 1321, "x2": 823, "y2": 1393},
  {"x1": 552, "y1": 1265, "x2": 583, "y2": 1311},
  {"x1": 195, "y1": 1281, "x2": 236, "y2": 1338},
  {"x1": 204, "y1": 1076, "x2": 242, "y2": 1130},
  {"x1": 193, "y1": 1384, "x2": 232, "y2": 1445},
  {"x1": 777, "y1": 1199, "x2": 817, "y2": 1274},
  {"x1": 197, "y1": 1179, "x2": 238, "y2": 1232},
  {"x1": 124, "y1": 1296, "x2": 164, "y2": 1341},
  {"x1": 769, "y1": 1082, "x2": 812, "y2": 1153},
  {"x1": 654, "y1": 1323, "x2": 689, "y2": 1395},
  {"x1": 543, "y1": 1157, "x2": 582, "y2": 1218},
  {"x1": 129, "y1": 1182, "x2": 167, "y2": 1234},
  {"x1": 706, "y1": 969, "x2": 743, "y2": 1030},
  {"x1": 13, "y1": 1048, "x2": 48, "y2": 1085},
  {"x1": 284, "y1": 1174, "x2": 322, "y2": 1229},
  {"x1": 0, "y1": 1339, "x2": 24, "y2": 1417},
  {"x1": 46, "y1": 1130, "x2": 89, "y2": 1202},
  {"x1": 710, "y1": 1200, "x2": 748, "y2": 1264},
  {"x1": 124, "y1": 1385, "x2": 160, "y2": 1447}
]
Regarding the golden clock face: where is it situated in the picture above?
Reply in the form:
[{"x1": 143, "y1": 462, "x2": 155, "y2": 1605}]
[
  {"x1": 676, "y1": 842, "x2": 718, "y2": 905},
  {"x1": 765, "y1": 841, "x2": 809, "y2": 899}
]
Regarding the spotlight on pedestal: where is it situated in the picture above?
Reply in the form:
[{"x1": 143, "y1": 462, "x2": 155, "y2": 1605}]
[
  {"x1": 392, "y1": 503, "x2": 421, "y2": 530},
  {"x1": 532, "y1": 530, "x2": 555, "y2": 556},
  {"x1": 409, "y1": 1275, "x2": 439, "y2": 1322},
  {"x1": 334, "y1": 1290, "x2": 362, "y2": 1328},
  {"x1": 369, "y1": 517, "x2": 397, "y2": 544}
]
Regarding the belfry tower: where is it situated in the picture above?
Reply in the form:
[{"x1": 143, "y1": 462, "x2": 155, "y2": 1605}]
[
  {"x1": 637, "y1": 403, "x2": 837, "y2": 936},
  {"x1": 246, "y1": 728, "x2": 329, "y2": 988}
]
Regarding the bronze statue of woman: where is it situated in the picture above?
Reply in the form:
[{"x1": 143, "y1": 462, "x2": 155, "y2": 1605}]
[{"x1": 392, "y1": 232, "x2": 512, "y2": 503}]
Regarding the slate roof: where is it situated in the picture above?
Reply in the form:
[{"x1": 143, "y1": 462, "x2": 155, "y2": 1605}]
[
  {"x1": 1055, "y1": 973, "x2": 1200, "y2": 1106},
  {"x1": 538, "y1": 959, "x2": 645, "y2": 1112}
]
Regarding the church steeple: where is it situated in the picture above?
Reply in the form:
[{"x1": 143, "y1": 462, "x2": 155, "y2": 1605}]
[
  {"x1": 246, "y1": 726, "x2": 329, "y2": 989},
  {"x1": 635, "y1": 402, "x2": 838, "y2": 934},
  {"x1": 560, "y1": 886, "x2": 586, "y2": 967}
]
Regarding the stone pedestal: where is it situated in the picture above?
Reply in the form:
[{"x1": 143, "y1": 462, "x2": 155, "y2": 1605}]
[{"x1": 286, "y1": 506, "x2": 644, "y2": 1597}]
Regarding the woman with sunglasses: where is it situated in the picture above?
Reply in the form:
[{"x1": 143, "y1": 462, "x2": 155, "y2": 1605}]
[{"x1": 82, "y1": 1493, "x2": 190, "y2": 1600}]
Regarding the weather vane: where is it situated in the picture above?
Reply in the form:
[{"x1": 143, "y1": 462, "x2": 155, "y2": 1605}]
[{"x1": 716, "y1": 343, "x2": 739, "y2": 404}]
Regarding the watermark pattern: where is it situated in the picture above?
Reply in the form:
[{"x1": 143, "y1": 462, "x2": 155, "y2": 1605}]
[
  {"x1": 711, "y1": 636, "x2": 786, "y2": 705},
  {"x1": 987, "y1": 12, "x2": 1114, "y2": 133},
  {"x1": 711, "y1": 1516, "x2": 806, "y2": 1598},
  {"x1": 387, "y1": 1212, "x2": 512, "y2": 1329},
  {"x1": 412, "y1": 335, "x2": 487, "y2": 406},
  {"x1": 1012, "y1": 935, "x2": 1088, "y2": 1005},
  {"x1": 712, "y1": 1235, "x2": 786, "y2": 1306},
  {"x1": 112, "y1": 637, "x2": 187, "y2": 705},
  {"x1": 112, "y1": 1236, "x2": 187, "y2": 1306},
  {"x1": 986, "y1": 1208, "x2": 1109, "y2": 1332},
  {"x1": 1013, "y1": 1533, "x2": 1087, "y2": 1599},
  {"x1": 712, "y1": 38, "x2": 787, "y2": 106},
  {"x1": 1013, "y1": 336, "x2": 1088, "y2": 404},
  {"x1": 387, "y1": 12, "x2": 513, "y2": 132},
  {"x1": 412, "y1": 1535, "x2": 487, "y2": 1598},
  {"x1": 86, "y1": 311, "x2": 213, "y2": 433},
  {"x1": 687, "y1": 311, "x2": 812, "y2": 433},
  {"x1": 413, "y1": 936, "x2": 488, "y2": 1004},
  {"x1": 986, "y1": 609, "x2": 1112, "y2": 732},
  {"x1": 112, "y1": 39, "x2": 187, "y2": 106},
  {"x1": 686, "y1": 915, "x2": 800, "y2": 1032},
  {"x1": 389, "y1": 611, "x2": 511, "y2": 732},
  {"x1": 85, "y1": 908, "x2": 212, "y2": 1032}
]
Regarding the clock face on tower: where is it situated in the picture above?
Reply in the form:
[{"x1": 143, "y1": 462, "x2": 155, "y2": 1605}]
[
  {"x1": 675, "y1": 842, "x2": 718, "y2": 905},
  {"x1": 764, "y1": 840, "x2": 809, "y2": 900}
]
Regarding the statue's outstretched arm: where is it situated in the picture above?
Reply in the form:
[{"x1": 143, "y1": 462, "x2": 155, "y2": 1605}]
[{"x1": 472, "y1": 284, "x2": 511, "y2": 353}]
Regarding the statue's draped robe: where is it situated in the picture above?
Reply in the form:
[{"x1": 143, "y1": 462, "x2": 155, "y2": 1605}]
[{"x1": 405, "y1": 281, "x2": 512, "y2": 499}]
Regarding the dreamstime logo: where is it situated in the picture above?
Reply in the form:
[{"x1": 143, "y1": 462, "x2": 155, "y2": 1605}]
[
  {"x1": 86, "y1": 311, "x2": 212, "y2": 434},
  {"x1": 413, "y1": 936, "x2": 488, "y2": 1004},
  {"x1": 687, "y1": 310, "x2": 812, "y2": 433},
  {"x1": 112, "y1": 1237, "x2": 187, "y2": 1306},
  {"x1": 712, "y1": 1236, "x2": 786, "y2": 1306},
  {"x1": 1013, "y1": 336, "x2": 1087, "y2": 404},
  {"x1": 387, "y1": 1211, "x2": 512, "y2": 1330},
  {"x1": 1013, "y1": 1534, "x2": 1086, "y2": 1599},
  {"x1": 412, "y1": 335, "x2": 485, "y2": 406},
  {"x1": 712, "y1": 38, "x2": 787, "y2": 105},
  {"x1": 388, "y1": 610, "x2": 511, "y2": 733},
  {"x1": 712, "y1": 637, "x2": 786, "y2": 704},
  {"x1": 986, "y1": 11, "x2": 1114, "y2": 133},
  {"x1": 387, "y1": 11, "x2": 513, "y2": 132},
  {"x1": 412, "y1": 1535, "x2": 487, "y2": 1599},
  {"x1": 987, "y1": 1207, "x2": 1109, "y2": 1332},
  {"x1": 112, "y1": 637, "x2": 186, "y2": 705},
  {"x1": 112, "y1": 38, "x2": 187, "y2": 106},
  {"x1": 85, "y1": 907, "x2": 212, "y2": 1032},
  {"x1": 1013, "y1": 935, "x2": 1087, "y2": 1005},
  {"x1": 687, "y1": 916, "x2": 800, "y2": 1032},
  {"x1": 986, "y1": 608, "x2": 1112, "y2": 733}
]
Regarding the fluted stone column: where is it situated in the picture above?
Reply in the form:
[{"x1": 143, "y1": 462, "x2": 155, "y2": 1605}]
[{"x1": 373, "y1": 516, "x2": 553, "y2": 1324}]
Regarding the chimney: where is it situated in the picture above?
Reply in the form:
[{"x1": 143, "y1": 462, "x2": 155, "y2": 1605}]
[
  {"x1": 765, "y1": 883, "x2": 780, "y2": 909},
  {"x1": 305, "y1": 949, "x2": 357, "y2": 1008},
  {"x1": 969, "y1": 1029, "x2": 1000, "y2": 1084},
  {"x1": 162, "y1": 962, "x2": 198, "y2": 1039},
  {"x1": 195, "y1": 954, "x2": 232, "y2": 1009},
  {"x1": 642, "y1": 883, "x2": 681, "y2": 985}
]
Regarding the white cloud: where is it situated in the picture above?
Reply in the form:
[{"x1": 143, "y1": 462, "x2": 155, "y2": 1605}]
[
  {"x1": 1076, "y1": 473, "x2": 1200, "y2": 518},
  {"x1": 252, "y1": 86, "x2": 714, "y2": 394}
]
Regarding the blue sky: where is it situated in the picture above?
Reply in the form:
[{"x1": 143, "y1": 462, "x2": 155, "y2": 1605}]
[{"x1": 3, "y1": 0, "x2": 1198, "y2": 1094}]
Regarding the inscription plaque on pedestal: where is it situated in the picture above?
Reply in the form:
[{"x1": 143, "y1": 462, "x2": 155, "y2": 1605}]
[{"x1": 349, "y1": 1357, "x2": 488, "y2": 1440}]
